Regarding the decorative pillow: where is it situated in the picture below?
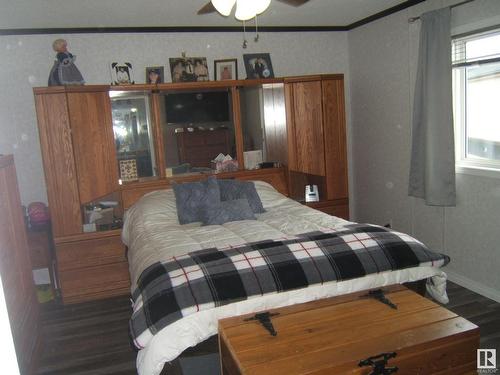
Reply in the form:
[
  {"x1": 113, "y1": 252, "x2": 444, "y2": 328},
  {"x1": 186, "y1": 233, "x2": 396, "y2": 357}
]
[
  {"x1": 217, "y1": 179, "x2": 265, "y2": 214},
  {"x1": 201, "y1": 199, "x2": 256, "y2": 226},
  {"x1": 172, "y1": 176, "x2": 220, "y2": 224}
]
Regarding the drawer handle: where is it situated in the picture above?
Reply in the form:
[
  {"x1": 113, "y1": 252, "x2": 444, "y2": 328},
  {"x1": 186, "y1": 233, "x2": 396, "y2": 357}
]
[{"x1": 358, "y1": 352, "x2": 398, "y2": 375}]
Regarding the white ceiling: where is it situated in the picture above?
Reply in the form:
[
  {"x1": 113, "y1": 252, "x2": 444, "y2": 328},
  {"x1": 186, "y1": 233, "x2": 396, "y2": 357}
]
[{"x1": 0, "y1": 0, "x2": 410, "y2": 29}]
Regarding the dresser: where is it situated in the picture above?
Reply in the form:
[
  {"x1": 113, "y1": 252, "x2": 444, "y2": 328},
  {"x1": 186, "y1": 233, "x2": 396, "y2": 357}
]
[
  {"x1": 0, "y1": 155, "x2": 40, "y2": 374},
  {"x1": 176, "y1": 128, "x2": 231, "y2": 168}
]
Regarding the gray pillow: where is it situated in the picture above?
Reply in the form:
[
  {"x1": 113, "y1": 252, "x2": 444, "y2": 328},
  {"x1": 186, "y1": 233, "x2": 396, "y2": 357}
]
[
  {"x1": 172, "y1": 176, "x2": 220, "y2": 224},
  {"x1": 201, "y1": 199, "x2": 256, "y2": 226},
  {"x1": 217, "y1": 179, "x2": 265, "y2": 214}
]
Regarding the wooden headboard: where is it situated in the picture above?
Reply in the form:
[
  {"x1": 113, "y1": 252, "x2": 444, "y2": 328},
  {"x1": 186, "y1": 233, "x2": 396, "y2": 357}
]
[{"x1": 120, "y1": 167, "x2": 288, "y2": 209}]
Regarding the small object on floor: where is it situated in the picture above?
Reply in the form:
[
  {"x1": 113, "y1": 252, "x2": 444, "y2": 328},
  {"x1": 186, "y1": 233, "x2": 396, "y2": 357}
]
[{"x1": 36, "y1": 284, "x2": 54, "y2": 303}]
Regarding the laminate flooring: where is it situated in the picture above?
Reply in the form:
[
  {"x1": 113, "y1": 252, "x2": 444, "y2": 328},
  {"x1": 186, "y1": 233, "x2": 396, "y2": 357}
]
[{"x1": 34, "y1": 281, "x2": 500, "y2": 374}]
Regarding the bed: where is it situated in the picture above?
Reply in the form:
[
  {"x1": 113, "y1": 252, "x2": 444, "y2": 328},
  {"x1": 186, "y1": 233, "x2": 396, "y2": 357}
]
[{"x1": 123, "y1": 180, "x2": 450, "y2": 375}]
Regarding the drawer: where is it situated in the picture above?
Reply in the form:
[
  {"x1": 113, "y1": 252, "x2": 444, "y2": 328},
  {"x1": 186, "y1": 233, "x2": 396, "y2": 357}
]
[
  {"x1": 306, "y1": 200, "x2": 350, "y2": 220},
  {"x1": 59, "y1": 261, "x2": 130, "y2": 304},
  {"x1": 57, "y1": 235, "x2": 126, "y2": 271}
]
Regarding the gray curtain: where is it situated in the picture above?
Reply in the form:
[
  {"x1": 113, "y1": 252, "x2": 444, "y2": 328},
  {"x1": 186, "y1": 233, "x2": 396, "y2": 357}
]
[{"x1": 409, "y1": 7, "x2": 456, "y2": 206}]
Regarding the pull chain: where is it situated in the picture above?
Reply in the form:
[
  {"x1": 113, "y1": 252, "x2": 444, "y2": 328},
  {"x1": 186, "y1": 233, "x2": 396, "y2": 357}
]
[
  {"x1": 242, "y1": 20, "x2": 248, "y2": 49},
  {"x1": 254, "y1": 15, "x2": 259, "y2": 42}
]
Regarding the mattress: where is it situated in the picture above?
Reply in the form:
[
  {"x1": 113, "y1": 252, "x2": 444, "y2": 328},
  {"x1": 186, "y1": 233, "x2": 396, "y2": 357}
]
[{"x1": 123, "y1": 181, "x2": 449, "y2": 375}]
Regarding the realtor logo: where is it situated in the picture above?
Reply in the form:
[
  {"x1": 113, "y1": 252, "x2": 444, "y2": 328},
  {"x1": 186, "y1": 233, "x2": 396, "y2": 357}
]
[{"x1": 478, "y1": 349, "x2": 497, "y2": 372}]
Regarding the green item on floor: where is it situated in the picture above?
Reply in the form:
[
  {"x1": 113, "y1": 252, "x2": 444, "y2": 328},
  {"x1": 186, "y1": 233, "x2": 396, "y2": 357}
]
[{"x1": 36, "y1": 285, "x2": 54, "y2": 303}]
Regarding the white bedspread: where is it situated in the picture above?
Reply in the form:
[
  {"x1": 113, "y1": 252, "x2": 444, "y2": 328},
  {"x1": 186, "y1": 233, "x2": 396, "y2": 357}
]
[{"x1": 122, "y1": 181, "x2": 449, "y2": 375}]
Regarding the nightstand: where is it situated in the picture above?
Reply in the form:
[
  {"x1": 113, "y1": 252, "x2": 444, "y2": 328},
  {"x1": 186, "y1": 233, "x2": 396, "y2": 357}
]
[{"x1": 302, "y1": 198, "x2": 350, "y2": 220}]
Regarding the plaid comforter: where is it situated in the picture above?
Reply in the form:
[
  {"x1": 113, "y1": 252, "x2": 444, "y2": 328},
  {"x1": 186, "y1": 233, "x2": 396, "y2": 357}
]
[{"x1": 130, "y1": 224, "x2": 449, "y2": 348}]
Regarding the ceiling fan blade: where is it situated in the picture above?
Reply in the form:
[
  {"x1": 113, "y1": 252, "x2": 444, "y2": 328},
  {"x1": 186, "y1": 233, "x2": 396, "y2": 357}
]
[
  {"x1": 197, "y1": 2, "x2": 216, "y2": 14},
  {"x1": 277, "y1": 0, "x2": 311, "y2": 6}
]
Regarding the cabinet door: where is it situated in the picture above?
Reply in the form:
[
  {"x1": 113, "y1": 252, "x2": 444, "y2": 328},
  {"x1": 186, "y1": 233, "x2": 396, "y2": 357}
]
[
  {"x1": 322, "y1": 79, "x2": 349, "y2": 200},
  {"x1": 35, "y1": 93, "x2": 82, "y2": 236},
  {"x1": 67, "y1": 91, "x2": 119, "y2": 204},
  {"x1": 286, "y1": 81, "x2": 325, "y2": 176}
]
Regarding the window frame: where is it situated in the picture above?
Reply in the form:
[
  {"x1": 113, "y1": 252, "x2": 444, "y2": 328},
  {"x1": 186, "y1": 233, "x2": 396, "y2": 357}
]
[{"x1": 452, "y1": 29, "x2": 500, "y2": 177}]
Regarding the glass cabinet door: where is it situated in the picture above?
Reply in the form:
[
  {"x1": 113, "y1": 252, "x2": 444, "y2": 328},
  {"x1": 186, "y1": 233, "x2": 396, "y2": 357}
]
[
  {"x1": 110, "y1": 91, "x2": 157, "y2": 182},
  {"x1": 157, "y1": 89, "x2": 237, "y2": 176}
]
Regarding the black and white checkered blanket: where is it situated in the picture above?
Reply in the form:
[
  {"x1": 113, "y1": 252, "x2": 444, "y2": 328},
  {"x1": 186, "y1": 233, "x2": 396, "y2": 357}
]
[{"x1": 130, "y1": 224, "x2": 449, "y2": 347}]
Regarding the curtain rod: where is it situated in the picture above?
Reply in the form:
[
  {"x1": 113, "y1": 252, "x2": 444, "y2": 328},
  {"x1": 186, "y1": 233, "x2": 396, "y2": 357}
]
[{"x1": 408, "y1": 0, "x2": 476, "y2": 23}]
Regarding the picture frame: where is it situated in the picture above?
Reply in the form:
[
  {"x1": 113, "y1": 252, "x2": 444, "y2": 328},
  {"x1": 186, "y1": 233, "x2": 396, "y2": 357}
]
[
  {"x1": 145, "y1": 66, "x2": 164, "y2": 84},
  {"x1": 214, "y1": 59, "x2": 238, "y2": 81},
  {"x1": 110, "y1": 62, "x2": 135, "y2": 85},
  {"x1": 243, "y1": 53, "x2": 274, "y2": 79},
  {"x1": 119, "y1": 159, "x2": 138, "y2": 182},
  {"x1": 169, "y1": 57, "x2": 209, "y2": 83}
]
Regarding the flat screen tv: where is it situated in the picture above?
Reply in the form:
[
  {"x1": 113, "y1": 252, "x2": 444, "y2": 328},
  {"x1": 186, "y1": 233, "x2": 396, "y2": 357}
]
[{"x1": 165, "y1": 91, "x2": 230, "y2": 124}]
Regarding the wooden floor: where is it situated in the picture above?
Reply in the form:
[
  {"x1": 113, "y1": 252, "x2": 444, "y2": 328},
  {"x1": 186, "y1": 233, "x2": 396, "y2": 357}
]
[{"x1": 34, "y1": 281, "x2": 500, "y2": 374}]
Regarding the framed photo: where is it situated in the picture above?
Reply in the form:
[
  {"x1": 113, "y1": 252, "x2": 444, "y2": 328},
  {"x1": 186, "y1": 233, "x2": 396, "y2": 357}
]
[
  {"x1": 169, "y1": 57, "x2": 209, "y2": 83},
  {"x1": 110, "y1": 62, "x2": 135, "y2": 85},
  {"x1": 214, "y1": 59, "x2": 238, "y2": 81},
  {"x1": 243, "y1": 53, "x2": 274, "y2": 79},
  {"x1": 145, "y1": 66, "x2": 164, "y2": 84}
]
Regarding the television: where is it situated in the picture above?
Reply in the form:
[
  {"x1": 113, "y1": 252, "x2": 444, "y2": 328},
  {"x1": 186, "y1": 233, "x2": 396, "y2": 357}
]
[{"x1": 164, "y1": 91, "x2": 230, "y2": 124}]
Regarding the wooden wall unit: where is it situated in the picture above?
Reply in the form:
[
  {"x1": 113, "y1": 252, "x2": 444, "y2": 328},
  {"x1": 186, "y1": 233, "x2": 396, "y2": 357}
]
[
  {"x1": 33, "y1": 75, "x2": 349, "y2": 303},
  {"x1": 0, "y1": 155, "x2": 39, "y2": 374}
]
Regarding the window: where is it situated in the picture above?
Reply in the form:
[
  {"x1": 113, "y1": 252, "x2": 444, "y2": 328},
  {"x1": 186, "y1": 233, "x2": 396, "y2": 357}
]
[{"x1": 452, "y1": 29, "x2": 500, "y2": 174}]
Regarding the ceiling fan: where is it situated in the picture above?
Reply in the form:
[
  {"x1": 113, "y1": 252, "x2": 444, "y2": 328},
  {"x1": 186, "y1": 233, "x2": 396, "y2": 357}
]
[{"x1": 198, "y1": 0, "x2": 311, "y2": 21}]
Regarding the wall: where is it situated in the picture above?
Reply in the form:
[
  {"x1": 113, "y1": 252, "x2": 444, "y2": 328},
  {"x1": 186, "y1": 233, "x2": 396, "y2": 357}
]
[
  {"x1": 0, "y1": 31, "x2": 351, "y2": 204},
  {"x1": 349, "y1": 0, "x2": 500, "y2": 300}
]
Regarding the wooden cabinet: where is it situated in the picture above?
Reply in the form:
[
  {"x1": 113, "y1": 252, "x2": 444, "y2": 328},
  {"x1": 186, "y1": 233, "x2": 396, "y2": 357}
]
[
  {"x1": 55, "y1": 231, "x2": 129, "y2": 304},
  {"x1": 0, "y1": 155, "x2": 39, "y2": 374},
  {"x1": 285, "y1": 75, "x2": 349, "y2": 218},
  {"x1": 34, "y1": 87, "x2": 126, "y2": 303},
  {"x1": 34, "y1": 86, "x2": 118, "y2": 237}
]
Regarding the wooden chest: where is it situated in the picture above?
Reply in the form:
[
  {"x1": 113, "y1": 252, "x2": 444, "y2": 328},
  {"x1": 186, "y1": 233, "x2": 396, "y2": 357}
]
[{"x1": 218, "y1": 286, "x2": 479, "y2": 374}]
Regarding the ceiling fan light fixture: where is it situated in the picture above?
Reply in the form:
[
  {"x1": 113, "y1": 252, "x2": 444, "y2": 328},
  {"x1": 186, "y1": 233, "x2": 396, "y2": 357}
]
[
  {"x1": 234, "y1": 0, "x2": 256, "y2": 21},
  {"x1": 234, "y1": 0, "x2": 271, "y2": 21},
  {"x1": 254, "y1": 0, "x2": 271, "y2": 15},
  {"x1": 211, "y1": 0, "x2": 236, "y2": 17}
]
